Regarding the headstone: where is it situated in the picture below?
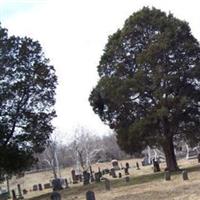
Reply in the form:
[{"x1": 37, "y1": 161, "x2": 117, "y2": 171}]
[
  {"x1": 50, "y1": 191, "x2": 61, "y2": 200},
  {"x1": 71, "y1": 169, "x2": 78, "y2": 184},
  {"x1": 182, "y1": 170, "x2": 189, "y2": 180},
  {"x1": 94, "y1": 172, "x2": 101, "y2": 183},
  {"x1": 120, "y1": 163, "x2": 124, "y2": 170},
  {"x1": 111, "y1": 160, "x2": 120, "y2": 170},
  {"x1": 12, "y1": 190, "x2": 17, "y2": 200},
  {"x1": 89, "y1": 166, "x2": 94, "y2": 182},
  {"x1": 124, "y1": 167, "x2": 129, "y2": 175},
  {"x1": 33, "y1": 185, "x2": 38, "y2": 191},
  {"x1": 86, "y1": 191, "x2": 95, "y2": 200},
  {"x1": 52, "y1": 179, "x2": 63, "y2": 191},
  {"x1": 125, "y1": 176, "x2": 130, "y2": 183},
  {"x1": 153, "y1": 160, "x2": 160, "y2": 172},
  {"x1": 110, "y1": 168, "x2": 117, "y2": 178},
  {"x1": 38, "y1": 184, "x2": 43, "y2": 191},
  {"x1": 136, "y1": 162, "x2": 140, "y2": 170},
  {"x1": 22, "y1": 189, "x2": 28, "y2": 195},
  {"x1": 83, "y1": 171, "x2": 90, "y2": 185},
  {"x1": 125, "y1": 162, "x2": 130, "y2": 169},
  {"x1": 17, "y1": 184, "x2": 23, "y2": 198},
  {"x1": 104, "y1": 178, "x2": 110, "y2": 191},
  {"x1": 198, "y1": 154, "x2": 200, "y2": 163},
  {"x1": 164, "y1": 171, "x2": 171, "y2": 181},
  {"x1": 118, "y1": 172, "x2": 122, "y2": 178},
  {"x1": 64, "y1": 179, "x2": 69, "y2": 188},
  {"x1": 44, "y1": 183, "x2": 51, "y2": 189}
]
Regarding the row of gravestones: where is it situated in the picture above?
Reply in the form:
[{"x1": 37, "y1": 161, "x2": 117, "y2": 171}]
[
  {"x1": 50, "y1": 170, "x2": 191, "y2": 200},
  {"x1": 50, "y1": 177, "x2": 131, "y2": 200}
]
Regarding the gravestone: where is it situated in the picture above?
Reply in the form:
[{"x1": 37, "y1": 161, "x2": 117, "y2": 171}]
[
  {"x1": 86, "y1": 191, "x2": 95, "y2": 200},
  {"x1": 83, "y1": 171, "x2": 90, "y2": 185},
  {"x1": 198, "y1": 154, "x2": 200, "y2": 163},
  {"x1": 71, "y1": 169, "x2": 78, "y2": 184},
  {"x1": 89, "y1": 166, "x2": 94, "y2": 182},
  {"x1": 125, "y1": 176, "x2": 130, "y2": 183},
  {"x1": 33, "y1": 185, "x2": 38, "y2": 191},
  {"x1": 64, "y1": 179, "x2": 69, "y2": 188},
  {"x1": 153, "y1": 160, "x2": 160, "y2": 172},
  {"x1": 50, "y1": 191, "x2": 61, "y2": 200},
  {"x1": 38, "y1": 184, "x2": 43, "y2": 191},
  {"x1": 124, "y1": 167, "x2": 129, "y2": 175},
  {"x1": 164, "y1": 171, "x2": 171, "y2": 181},
  {"x1": 44, "y1": 183, "x2": 51, "y2": 189},
  {"x1": 136, "y1": 162, "x2": 140, "y2": 170},
  {"x1": 12, "y1": 190, "x2": 17, "y2": 200},
  {"x1": 22, "y1": 189, "x2": 28, "y2": 195},
  {"x1": 17, "y1": 184, "x2": 23, "y2": 199},
  {"x1": 110, "y1": 168, "x2": 117, "y2": 178},
  {"x1": 94, "y1": 172, "x2": 101, "y2": 183},
  {"x1": 104, "y1": 178, "x2": 111, "y2": 191},
  {"x1": 111, "y1": 160, "x2": 120, "y2": 170},
  {"x1": 118, "y1": 172, "x2": 122, "y2": 178},
  {"x1": 125, "y1": 162, "x2": 130, "y2": 169},
  {"x1": 52, "y1": 179, "x2": 63, "y2": 191},
  {"x1": 182, "y1": 170, "x2": 189, "y2": 180}
]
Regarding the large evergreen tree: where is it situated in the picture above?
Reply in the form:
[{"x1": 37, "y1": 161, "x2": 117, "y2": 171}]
[
  {"x1": 89, "y1": 7, "x2": 200, "y2": 171},
  {"x1": 0, "y1": 25, "x2": 57, "y2": 176}
]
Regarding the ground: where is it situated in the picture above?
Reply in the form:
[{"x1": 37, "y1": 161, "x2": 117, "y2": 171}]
[{"x1": 1, "y1": 159, "x2": 200, "y2": 200}]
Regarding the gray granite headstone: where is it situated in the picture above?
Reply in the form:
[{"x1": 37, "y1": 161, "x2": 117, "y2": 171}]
[
  {"x1": 164, "y1": 171, "x2": 171, "y2": 181},
  {"x1": 104, "y1": 178, "x2": 110, "y2": 191},
  {"x1": 86, "y1": 191, "x2": 95, "y2": 200},
  {"x1": 50, "y1": 191, "x2": 61, "y2": 200}
]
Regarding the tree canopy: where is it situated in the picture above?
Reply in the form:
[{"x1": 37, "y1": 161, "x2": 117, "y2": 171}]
[
  {"x1": 0, "y1": 25, "x2": 57, "y2": 176},
  {"x1": 89, "y1": 7, "x2": 200, "y2": 171}
]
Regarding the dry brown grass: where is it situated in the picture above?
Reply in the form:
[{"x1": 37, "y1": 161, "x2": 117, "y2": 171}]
[{"x1": 2, "y1": 159, "x2": 200, "y2": 200}]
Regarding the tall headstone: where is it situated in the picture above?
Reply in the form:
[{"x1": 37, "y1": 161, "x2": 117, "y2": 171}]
[
  {"x1": 110, "y1": 168, "x2": 117, "y2": 178},
  {"x1": 136, "y1": 162, "x2": 140, "y2": 170},
  {"x1": 50, "y1": 191, "x2": 61, "y2": 200},
  {"x1": 12, "y1": 190, "x2": 17, "y2": 200},
  {"x1": 83, "y1": 171, "x2": 90, "y2": 185},
  {"x1": 118, "y1": 172, "x2": 122, "y2": 178},
  {"x1": 71, "y1": 169, "x2": 78, "y2": 184},
  {"x1": 86, "y1": 191, "x2": 96, "y2": 200},
  {"x1": 182, "y1": 170, "x2": 189, "y2": 180},
  {"x1": 89, "y1": 166, "x2": 94, "y2": 182},
  {"x1": 17, "y1": 184, "x2": 23, "y2": 198},
  {"x1": 104, "y1": 178, "x2": 111, "y2": 191},
  {"x1": 38, "y1": 184, "x2": 43, "y2": 191},
  {"x1": 64, "y1": 179, "x2": 69, "y2": 188},
  {"x1": 94, "y1": 172, "x2": 101, "y2": 183},
  {"x1": 153, "y1": 160, "x2": 160, "y2": 172},
  {"x1": 198, "y1": 153, "x2": 200, "y2": 163},
  {"x1": 124, "y1": 167, "x2": 129, "y2": 175},
  {"x1": 164, "y1": 171, "x2": 171, "y2": 181}
]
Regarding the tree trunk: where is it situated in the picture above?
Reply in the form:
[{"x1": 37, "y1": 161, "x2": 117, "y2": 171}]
[{"x1": 162, "y1": 137, "x2": 179, "y2": 172}]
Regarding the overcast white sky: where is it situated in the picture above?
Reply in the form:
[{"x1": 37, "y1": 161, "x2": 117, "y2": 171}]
[{"x1": 0, "y1": 0, "x2": 200, "y2": 142}]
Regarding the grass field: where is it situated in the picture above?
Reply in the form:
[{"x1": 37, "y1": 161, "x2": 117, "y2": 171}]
[{"x1": 2, "y1": 159, "x2": 200, "y2": 200}]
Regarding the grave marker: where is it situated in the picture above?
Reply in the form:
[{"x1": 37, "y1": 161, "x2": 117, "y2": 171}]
[{"x1": 86, "y1": 191, "x2": 96, "y2": 200}]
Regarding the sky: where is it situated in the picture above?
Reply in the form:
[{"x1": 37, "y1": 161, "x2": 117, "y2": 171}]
[{"x1": 0, "y1": 0, "x2": 200, "y2": 142}]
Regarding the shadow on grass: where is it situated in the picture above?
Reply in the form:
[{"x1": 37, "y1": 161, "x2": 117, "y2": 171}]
[{"x1": 28, "y1": 164, "x2": 200, "y2": 200}]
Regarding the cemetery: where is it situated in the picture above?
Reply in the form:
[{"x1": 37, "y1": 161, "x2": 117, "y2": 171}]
[
  {"x1": 0, "y1": 157, "x2": 200, "y2": 200},
  {"x1": 0, "y1": 3, "x2": 200, "y2": 200}
]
